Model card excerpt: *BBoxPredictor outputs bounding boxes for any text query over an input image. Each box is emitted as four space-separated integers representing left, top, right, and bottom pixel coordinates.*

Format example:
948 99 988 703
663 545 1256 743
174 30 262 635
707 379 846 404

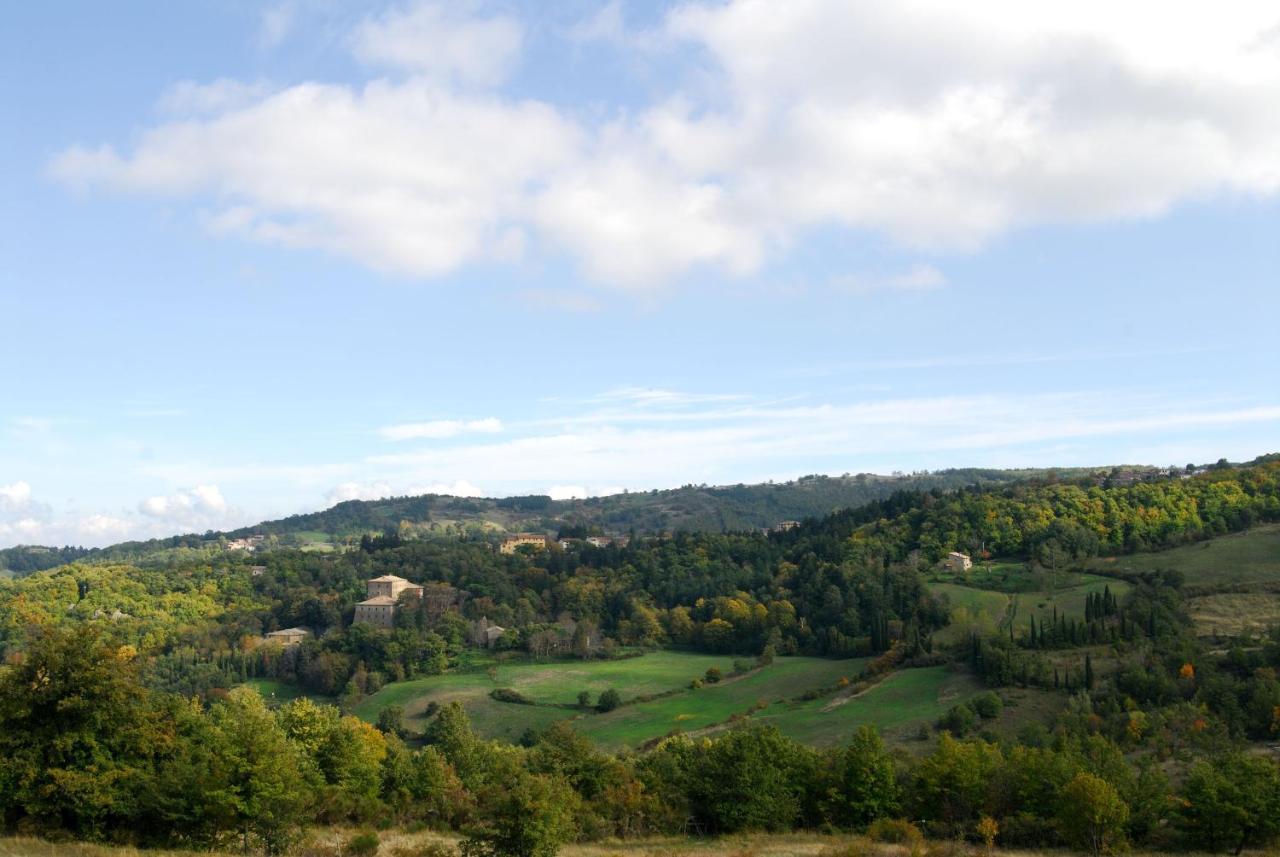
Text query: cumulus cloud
135 484 241 533
351 2 523 85
0 481 34 513
378 417 503 441
49 1 1280 289
325 478 483 505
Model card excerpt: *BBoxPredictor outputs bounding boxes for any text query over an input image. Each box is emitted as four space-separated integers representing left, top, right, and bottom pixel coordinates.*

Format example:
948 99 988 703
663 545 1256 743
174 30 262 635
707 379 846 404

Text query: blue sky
2 1 1278 546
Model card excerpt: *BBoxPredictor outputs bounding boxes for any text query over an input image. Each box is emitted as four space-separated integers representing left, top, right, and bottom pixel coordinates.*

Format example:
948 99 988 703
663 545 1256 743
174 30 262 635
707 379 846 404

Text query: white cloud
834 263 948 295
378 417 503 441
350 2 523 86
325 478 484 505
136 484 239 533
158 79 273 115
326 480 394 504
48 1 1280 289
548 485 589 500
0 480 34 512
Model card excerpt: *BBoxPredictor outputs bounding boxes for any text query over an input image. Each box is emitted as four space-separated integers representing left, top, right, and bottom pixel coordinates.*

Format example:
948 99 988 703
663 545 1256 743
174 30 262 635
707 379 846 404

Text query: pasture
752 665 984 746
574 656 868 749
1087 523 1280 589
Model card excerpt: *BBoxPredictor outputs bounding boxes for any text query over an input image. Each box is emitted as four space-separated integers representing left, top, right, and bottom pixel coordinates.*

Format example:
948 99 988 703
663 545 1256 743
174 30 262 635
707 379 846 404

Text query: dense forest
1 459 1279 854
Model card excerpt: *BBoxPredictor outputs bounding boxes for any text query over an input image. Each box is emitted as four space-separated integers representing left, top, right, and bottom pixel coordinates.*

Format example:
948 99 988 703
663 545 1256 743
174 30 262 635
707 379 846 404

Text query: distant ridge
0 463 1193 574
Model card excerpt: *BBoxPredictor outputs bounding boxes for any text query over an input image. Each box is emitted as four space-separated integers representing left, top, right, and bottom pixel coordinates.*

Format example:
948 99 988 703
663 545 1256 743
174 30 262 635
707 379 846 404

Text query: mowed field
1087 523 1280 589
928 571 1130 636
354 651 750 743
751 665 983 746
574 656 868 749
347 651 999 749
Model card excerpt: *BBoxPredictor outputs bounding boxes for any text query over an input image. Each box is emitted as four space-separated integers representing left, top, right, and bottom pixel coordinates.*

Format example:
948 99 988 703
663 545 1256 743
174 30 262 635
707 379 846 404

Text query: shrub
867 818 924 846
576 690 591 708
705 667 723 683
490 688 534 705
971 691 1003 719
732 659 753 675
596 688 622 712
939 703 977 735
689 678 704 689
345 831 380 857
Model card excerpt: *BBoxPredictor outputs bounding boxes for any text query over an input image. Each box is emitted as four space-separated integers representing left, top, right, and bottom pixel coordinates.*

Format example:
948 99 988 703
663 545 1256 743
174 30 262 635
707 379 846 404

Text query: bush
596 688 622 712
345 832 380 857
689 678 704 689
732 659 753 675
939 703 977 735
971 691 1003 719
490 688 534 705
867 818 924 846
705 667 723 683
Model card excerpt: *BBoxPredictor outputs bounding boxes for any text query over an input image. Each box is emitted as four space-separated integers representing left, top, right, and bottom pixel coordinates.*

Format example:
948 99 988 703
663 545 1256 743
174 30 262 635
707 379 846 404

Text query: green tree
822 725 899 829
1181 755 1280 854
595 688 622 713
0 626 161 837
462 771 579 857
1056 772 1128 857
207 688 311 853
688 725 816 833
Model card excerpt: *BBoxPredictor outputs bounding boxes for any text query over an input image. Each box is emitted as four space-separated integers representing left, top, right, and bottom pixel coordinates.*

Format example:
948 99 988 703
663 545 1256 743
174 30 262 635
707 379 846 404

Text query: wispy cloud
833 264 948 295
378 417 504 442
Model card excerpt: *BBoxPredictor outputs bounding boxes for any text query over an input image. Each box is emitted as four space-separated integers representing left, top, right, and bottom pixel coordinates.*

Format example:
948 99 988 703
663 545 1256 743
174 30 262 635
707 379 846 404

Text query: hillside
0 464 1158 575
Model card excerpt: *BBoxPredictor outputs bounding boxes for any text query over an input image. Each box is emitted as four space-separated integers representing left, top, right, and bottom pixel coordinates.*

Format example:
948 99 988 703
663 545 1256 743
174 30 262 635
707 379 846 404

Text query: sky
2 1 1278 547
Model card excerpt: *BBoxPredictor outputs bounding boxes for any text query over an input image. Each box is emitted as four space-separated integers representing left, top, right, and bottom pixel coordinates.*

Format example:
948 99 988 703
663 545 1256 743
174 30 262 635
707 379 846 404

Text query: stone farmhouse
265 627 309 646
943 551 973 573
499 533 548 554
354 574 424 627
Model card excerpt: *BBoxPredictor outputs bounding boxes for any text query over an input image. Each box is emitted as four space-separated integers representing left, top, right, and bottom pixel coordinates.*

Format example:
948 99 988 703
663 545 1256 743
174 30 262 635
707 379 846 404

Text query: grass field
752 665 983 746
353 652 883 748
1087 523 1280 589
575 657 868 749
1188 592 1280 637
242 678 318 705
354 651 754 743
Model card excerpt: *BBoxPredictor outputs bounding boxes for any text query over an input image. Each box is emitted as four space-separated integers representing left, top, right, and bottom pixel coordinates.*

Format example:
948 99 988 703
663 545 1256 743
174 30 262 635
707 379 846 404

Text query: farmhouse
471 616 507 648
354 574 423 627
226 535 265 552
265 627 309 646
943 551 973 573
500 533 548 554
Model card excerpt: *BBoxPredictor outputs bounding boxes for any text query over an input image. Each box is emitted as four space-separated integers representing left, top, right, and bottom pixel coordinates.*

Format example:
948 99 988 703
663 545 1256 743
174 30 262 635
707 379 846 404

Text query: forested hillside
2 466 1123 576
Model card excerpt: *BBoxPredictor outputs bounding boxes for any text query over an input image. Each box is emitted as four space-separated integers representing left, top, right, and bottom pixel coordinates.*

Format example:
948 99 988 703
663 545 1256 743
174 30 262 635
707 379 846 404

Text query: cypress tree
1084 654 1095 689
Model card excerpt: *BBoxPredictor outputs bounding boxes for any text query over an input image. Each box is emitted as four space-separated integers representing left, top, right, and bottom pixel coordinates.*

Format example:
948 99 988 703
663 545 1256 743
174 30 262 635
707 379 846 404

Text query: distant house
773 521 801 533
471 616 507 648
266 627 309 646
226 535 265 553
249 565 267 577
354 574 424 627
943 551 973 573
585 536 612 548
500 533 548 554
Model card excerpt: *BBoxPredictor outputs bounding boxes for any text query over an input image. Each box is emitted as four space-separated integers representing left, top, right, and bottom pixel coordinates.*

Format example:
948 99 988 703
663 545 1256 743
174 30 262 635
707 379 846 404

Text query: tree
1181 755 1280 854
377 705 406 738
822 725 899 829
0 625 162 837
462 771 579 857
687 725 816 833
596 688 622 713
206 688 311 854
576 690 592 709
1056 772 1129 857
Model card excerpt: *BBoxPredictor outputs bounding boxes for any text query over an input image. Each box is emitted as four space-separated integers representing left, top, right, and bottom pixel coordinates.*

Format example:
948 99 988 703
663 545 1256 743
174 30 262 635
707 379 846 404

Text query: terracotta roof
357 595 397 606
267 627 309 637
369 574 409 583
